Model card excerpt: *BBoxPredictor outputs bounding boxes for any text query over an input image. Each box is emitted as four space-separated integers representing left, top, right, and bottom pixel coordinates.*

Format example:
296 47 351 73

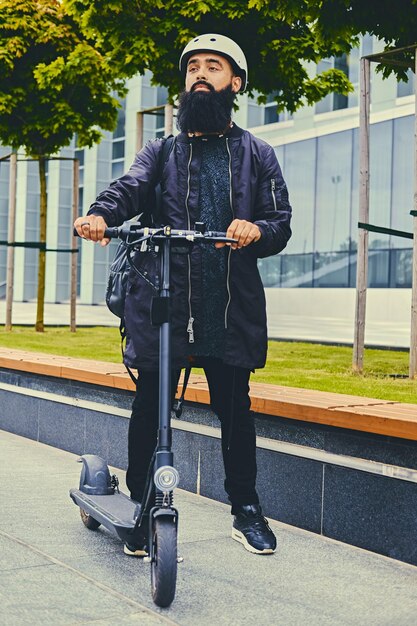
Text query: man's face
185 53 242 94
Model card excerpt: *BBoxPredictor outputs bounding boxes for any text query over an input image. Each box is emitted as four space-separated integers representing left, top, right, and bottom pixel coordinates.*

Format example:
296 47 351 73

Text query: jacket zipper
186 143 194 343
271 178 277 211
224 138 234 330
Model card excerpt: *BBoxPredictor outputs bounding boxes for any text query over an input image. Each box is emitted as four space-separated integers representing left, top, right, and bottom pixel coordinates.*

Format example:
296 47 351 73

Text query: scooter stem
158 236 172 454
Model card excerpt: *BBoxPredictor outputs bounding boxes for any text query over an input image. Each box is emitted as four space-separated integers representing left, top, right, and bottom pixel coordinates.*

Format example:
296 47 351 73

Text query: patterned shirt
192 136 233 358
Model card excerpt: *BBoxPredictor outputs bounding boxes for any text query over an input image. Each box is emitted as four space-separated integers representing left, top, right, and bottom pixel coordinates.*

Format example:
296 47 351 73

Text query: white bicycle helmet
179 33 248 92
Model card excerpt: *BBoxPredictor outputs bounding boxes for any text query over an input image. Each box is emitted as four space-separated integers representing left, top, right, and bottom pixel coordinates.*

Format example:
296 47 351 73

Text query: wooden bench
0 347 416 441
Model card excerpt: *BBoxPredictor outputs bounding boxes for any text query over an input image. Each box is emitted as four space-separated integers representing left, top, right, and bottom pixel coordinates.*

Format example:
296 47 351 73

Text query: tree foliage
0 0 126 331
0 0 125 155
65 0 417 110
317 0 417 81
65 0 357 112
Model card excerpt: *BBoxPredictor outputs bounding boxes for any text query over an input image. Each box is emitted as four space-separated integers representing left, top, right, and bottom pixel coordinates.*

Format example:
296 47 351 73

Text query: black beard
176 83 236 134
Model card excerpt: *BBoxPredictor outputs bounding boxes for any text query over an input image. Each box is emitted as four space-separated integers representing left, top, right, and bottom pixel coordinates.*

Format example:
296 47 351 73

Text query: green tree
317 0 417 80
65 0 356 112
0 0 125 331
66 0 417 108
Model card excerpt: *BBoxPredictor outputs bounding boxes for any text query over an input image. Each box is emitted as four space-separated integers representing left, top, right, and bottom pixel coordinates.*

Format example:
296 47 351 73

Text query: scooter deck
70 488 140 543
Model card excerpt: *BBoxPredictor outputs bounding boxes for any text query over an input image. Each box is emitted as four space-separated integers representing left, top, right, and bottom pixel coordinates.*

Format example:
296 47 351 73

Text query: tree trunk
35 155 47 332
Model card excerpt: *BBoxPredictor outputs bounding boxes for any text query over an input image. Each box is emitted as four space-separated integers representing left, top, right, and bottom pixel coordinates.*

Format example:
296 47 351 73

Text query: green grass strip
0 326 415 404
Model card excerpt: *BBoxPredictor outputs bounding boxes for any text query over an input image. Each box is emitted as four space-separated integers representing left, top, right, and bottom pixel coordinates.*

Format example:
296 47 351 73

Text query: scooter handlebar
103 225 237 244
74 225 237 244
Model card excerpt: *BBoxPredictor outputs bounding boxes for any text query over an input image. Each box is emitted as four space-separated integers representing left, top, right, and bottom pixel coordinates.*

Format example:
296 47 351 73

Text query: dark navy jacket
88 124 292 371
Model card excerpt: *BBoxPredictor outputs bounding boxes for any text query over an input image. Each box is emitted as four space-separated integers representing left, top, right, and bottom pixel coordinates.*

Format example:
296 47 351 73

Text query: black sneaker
232 504 277 554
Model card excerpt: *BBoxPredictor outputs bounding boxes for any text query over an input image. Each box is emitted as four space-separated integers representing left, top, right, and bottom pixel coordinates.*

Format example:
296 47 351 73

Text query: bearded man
74 34 292 556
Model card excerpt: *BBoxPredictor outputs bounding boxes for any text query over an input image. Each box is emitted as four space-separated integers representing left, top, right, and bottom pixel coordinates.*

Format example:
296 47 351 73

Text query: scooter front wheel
151 516 177 608
79 508 101 530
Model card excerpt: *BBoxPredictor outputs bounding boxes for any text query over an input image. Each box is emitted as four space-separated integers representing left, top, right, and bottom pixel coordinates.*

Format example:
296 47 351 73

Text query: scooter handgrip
73 226 120 239
104 227 120 239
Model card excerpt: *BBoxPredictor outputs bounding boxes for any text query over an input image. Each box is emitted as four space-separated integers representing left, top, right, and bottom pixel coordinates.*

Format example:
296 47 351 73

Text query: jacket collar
175 123 244 143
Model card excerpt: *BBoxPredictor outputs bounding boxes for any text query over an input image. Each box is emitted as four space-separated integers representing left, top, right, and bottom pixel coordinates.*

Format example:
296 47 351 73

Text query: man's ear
231 76 242 93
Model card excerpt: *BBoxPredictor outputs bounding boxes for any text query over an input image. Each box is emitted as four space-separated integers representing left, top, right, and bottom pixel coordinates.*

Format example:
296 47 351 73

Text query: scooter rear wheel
151 516 177 608
79 508 101 530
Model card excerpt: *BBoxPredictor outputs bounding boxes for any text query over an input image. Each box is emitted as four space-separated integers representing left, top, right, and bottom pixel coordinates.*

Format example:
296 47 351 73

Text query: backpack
105 136 191 416
105 135 175 320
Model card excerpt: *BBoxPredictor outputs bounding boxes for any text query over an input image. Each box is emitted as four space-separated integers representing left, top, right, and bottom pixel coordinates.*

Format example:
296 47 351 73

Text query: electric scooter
70 223 235 608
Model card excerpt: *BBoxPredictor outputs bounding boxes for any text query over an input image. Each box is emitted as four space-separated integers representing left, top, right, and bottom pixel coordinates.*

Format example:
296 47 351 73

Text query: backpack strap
162 134 176 164
153 135 176 224
173 365 192 418
136 135 175 227
119 319 138 384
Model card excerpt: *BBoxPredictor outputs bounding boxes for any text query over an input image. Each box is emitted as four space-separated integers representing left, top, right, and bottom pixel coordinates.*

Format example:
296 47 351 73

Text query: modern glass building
0 36 414 336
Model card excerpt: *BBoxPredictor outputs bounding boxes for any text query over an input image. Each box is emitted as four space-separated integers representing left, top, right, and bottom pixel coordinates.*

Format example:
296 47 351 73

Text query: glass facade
75 77 171 302
316 55 349 114
55 157 76 302
111 97 126 180
315 35 374 113
247 91 292 127
23 162 41 300
397 69 414 97
0 148 9 298
0 35 415 305
258 115 414 289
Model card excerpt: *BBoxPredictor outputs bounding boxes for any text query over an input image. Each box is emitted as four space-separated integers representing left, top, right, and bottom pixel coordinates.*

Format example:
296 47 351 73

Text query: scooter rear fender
78 454 114 496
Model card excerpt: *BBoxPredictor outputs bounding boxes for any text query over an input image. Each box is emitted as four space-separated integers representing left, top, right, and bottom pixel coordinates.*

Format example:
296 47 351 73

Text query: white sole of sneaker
231 528 275 555
123 544 148 557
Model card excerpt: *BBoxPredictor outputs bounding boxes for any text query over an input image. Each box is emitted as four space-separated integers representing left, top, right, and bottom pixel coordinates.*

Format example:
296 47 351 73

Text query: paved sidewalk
0 301 118 328
1 430 417 625
0 300 410 347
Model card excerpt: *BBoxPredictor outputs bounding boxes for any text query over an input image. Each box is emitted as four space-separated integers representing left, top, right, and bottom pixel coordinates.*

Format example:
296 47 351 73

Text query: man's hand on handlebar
74 215 110 246
74 221 239 246
215 219 261 250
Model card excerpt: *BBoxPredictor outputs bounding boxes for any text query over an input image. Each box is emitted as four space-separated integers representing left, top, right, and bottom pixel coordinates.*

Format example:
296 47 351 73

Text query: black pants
126 358 259 510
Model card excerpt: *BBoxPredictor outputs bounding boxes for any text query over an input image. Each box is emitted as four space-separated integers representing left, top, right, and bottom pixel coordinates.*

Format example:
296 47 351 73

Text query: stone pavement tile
0 486 125 562
173 523 417 626
2 431 417 626
64 496 417 626
89 612 173 625
0 535 50 572
0 558 167 626
175 497 232 544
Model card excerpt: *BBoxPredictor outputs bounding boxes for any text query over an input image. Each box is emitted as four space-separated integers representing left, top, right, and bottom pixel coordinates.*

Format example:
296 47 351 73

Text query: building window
74 133 85 211
247 90 292 128
111 98 126 179
113 101 125 138
155 87 169 138
315 54 349 114
315 35 373 111
263 92 292 125
257 114 414 289
73 136 85 296
247 98 264 127
397 68 415 97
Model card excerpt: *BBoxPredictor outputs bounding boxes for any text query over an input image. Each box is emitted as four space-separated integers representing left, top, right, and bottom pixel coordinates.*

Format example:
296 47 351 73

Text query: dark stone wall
1 368 417 567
